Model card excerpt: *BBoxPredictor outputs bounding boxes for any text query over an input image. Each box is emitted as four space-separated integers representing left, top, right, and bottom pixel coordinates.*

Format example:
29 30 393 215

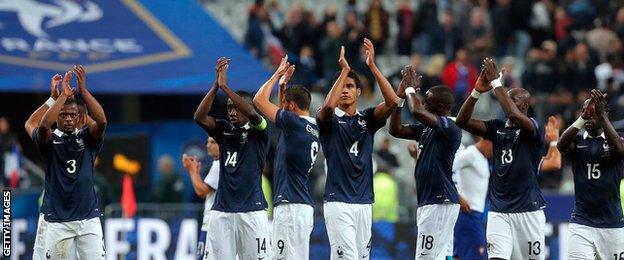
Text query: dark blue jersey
318 107 385 204
209 119 269 212
484 119 546 213
565 132 624 228
410 116 461 207
32 128 102 222
272 109 319 206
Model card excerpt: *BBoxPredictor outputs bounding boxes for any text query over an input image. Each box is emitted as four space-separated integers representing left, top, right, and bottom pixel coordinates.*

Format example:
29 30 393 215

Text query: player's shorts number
66 159 76 173
614 251 624 260
225 151 238 167
276 239 285 255
420 235 434 250
256 238 266 254
527 241 541 256
501 149 513 164
586 163 601 180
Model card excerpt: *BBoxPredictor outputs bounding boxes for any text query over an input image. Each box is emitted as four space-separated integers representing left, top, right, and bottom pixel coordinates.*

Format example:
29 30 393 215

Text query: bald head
425 85 455 115
508 88 531 114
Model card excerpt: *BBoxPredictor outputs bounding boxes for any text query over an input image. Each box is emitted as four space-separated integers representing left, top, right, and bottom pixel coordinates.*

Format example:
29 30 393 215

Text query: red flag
121 175 137 218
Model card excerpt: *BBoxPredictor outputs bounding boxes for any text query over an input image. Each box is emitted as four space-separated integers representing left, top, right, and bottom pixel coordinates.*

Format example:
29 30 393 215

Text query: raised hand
279 64 295 86
545 116 560 143
275 55 290 77
590 89 608 116
398 65 420 98
61 70 75 97
73 65 87 91
214 57 229 88
474 69 492 93
182 154 201 175
338 46 350 71
216 57 230 88
363 38 376 67
50 74 62 99
483 57 501 84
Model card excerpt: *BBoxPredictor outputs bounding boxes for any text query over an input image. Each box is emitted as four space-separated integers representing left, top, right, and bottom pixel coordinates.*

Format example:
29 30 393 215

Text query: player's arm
363 38 398 120
74 65 106 140
194 58 227 134
25 74 62 137
485 58 536 134
541 116 562 171
558 103 592 154
38 71 75 144
456 70 489 136
278 63 295 108
218 59 264 126
182 154 213 198
318 46 349 123
253 56 291 123
389 65 419 139
592 89 624 157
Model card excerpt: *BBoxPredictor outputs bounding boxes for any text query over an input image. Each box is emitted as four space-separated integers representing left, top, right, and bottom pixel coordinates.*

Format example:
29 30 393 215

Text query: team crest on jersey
240 131 248 144
0 0 190 72
357 118 366 127
514 129 521 140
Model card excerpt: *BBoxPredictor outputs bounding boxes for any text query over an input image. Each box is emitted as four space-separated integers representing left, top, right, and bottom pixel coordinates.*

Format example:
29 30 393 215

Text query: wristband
397 98 405 108
490 72 503 89
405 87 416 95
470 89 481 99
549 141 558 147
572 116 586 129
45 97 55 107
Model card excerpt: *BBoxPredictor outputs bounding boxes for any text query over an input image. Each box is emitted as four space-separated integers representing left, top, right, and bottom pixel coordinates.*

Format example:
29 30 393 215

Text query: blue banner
0 0 270 94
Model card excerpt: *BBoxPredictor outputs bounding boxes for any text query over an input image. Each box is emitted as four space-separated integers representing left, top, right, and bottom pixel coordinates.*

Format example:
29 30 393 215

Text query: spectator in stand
245 2 267 58
0 116 20 186
375 138 400 169
280 4 306 55
524 40 560 94
364 0 390 55
562 42 598 94
615 7 624 40
152 155 184 203
430 9 464 61
528 0 554 48
492 0 514 56
320 21 342 90
396 0 415 56
441 49 477 100
344 11 366 62
295 45 318 89
414 0 439 55
555 7 572 41
464 8 493 65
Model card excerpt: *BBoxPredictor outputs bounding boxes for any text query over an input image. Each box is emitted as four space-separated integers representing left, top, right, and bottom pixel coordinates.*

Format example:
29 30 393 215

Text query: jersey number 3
66 159 76 173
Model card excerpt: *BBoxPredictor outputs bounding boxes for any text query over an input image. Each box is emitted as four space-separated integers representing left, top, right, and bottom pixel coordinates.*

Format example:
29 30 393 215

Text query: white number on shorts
349 141 359 156
420 235 434 250
277 240 285 255
614 251 624 260
501 149 513 164
527 241 541 256
256 238 266 254
308 141 319 173
66 159 77 173
586 163 601 180
225 151 238 167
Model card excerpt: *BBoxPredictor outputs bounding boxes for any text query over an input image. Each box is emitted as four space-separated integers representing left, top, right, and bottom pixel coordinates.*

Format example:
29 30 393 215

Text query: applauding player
456 58 546 260
389 65 462 259
29 66 107 259
557 90 624 259
194 58 270 260
317 39 398 259
253 56 319 259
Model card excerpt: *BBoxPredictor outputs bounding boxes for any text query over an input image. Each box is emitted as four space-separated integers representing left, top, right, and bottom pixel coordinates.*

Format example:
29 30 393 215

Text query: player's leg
415 204 459 259
236 210 270 259
43 220 78 259
272 204 314 259
205 210 236 260
33 214 48 260
509 210 545 260
324 202 358 259
566 223 597 260
485 212 513 260
74 217 105 260
593 226 624 260
355 203 372 259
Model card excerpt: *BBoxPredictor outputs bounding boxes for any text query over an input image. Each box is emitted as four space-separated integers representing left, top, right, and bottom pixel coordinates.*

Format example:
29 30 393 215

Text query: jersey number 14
225 152 238 167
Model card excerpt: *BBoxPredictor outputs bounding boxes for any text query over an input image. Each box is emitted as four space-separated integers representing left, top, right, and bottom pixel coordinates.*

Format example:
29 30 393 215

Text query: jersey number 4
225 152 238 167
349 141 359 156
586 163 601 180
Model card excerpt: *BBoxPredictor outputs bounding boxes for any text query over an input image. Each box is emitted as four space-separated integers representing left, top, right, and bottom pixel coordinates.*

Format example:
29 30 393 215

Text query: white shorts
415 203 460 259
205 210 270 260
272 203 314 260
33 214 47 260
323 202 372 260
567 223 624 260
487 210 545 260
43 217 105 260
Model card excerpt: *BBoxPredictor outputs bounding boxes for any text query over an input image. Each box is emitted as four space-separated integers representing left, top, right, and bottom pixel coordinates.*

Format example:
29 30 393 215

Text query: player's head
284 85 311 113
581 98 610 135
335 71 362 108
508 88 531 115
424 85 454 115
57 97 80 133
227 91 253 127
206 136 219 159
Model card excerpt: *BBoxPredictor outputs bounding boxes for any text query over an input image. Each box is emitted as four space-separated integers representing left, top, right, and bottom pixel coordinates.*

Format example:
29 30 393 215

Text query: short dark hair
64 97 80 106
284 85 311 111
429 85 455 107
234 91 253 104
332 70 362 89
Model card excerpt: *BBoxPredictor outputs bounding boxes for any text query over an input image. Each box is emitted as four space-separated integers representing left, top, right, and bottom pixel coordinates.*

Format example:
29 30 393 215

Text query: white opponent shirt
452 145 490 213
203 160 219 223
